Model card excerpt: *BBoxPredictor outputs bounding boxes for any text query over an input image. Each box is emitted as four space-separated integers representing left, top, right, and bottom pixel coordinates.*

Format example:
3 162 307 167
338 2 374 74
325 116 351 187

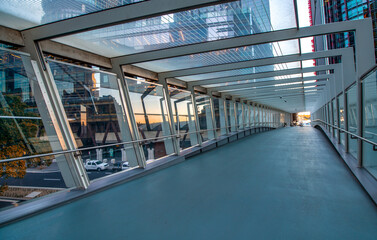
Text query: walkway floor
1 127 377 240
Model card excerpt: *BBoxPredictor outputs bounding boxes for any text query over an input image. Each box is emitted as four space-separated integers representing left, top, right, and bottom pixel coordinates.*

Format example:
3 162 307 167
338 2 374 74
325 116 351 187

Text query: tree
0 95 44 192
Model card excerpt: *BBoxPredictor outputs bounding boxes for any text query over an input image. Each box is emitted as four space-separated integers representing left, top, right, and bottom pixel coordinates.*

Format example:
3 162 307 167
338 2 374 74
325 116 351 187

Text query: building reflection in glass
126 78 174 161
49 60 137 167
0 49 56 190
169 87 197 150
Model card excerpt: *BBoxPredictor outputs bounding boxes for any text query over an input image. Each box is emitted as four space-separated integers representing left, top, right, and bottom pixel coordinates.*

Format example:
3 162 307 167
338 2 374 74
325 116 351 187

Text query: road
0 170 116 188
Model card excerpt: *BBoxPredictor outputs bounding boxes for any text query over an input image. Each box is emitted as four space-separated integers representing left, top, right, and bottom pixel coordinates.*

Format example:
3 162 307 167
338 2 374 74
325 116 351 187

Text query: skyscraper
310 0 377 62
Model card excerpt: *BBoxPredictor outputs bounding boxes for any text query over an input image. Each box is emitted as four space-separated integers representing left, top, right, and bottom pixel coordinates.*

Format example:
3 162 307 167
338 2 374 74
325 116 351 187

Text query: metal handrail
0 120 279 164
312 119 377 150
0 134 180 164
195 123 277 133
0 123 278 163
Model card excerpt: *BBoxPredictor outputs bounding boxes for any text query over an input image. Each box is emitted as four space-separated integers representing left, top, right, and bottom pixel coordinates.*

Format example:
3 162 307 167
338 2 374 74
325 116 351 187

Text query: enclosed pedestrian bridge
0 0 377 239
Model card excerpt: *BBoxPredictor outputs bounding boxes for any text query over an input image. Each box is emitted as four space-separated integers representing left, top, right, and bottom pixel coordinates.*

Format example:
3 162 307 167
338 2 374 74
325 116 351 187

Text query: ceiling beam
39 40 112 68
0 26 113 68
210 74 332 92
227 82 324 96
244 89 323 101
122 65 158 80
159 48 349 79
188 64 338 87
229 84 324 99
0 25 24 46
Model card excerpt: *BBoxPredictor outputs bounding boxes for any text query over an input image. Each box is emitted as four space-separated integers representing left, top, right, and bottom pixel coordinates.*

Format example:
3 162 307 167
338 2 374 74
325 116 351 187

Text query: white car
85 160 109 171
112 161 130 172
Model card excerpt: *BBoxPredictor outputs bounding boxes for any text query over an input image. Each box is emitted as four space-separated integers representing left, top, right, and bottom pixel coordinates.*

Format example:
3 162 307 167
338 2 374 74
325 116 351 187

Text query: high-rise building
41 0 141 24
310 0 377 62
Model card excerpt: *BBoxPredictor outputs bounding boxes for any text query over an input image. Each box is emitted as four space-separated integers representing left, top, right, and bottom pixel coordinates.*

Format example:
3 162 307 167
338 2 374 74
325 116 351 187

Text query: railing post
22 41 90 189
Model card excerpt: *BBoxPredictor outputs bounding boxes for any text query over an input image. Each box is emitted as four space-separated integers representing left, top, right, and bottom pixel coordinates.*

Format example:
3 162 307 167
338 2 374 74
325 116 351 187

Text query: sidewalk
26 162 60 174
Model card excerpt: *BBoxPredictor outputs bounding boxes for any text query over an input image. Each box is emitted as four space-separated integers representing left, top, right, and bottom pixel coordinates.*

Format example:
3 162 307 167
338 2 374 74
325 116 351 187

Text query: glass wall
195 93 215 142
169 87 197 150
244 104 250 128
126 78 176 162
333 99 338 139
236 102 243 130
363 70 377 178
250 104 255 127
226 100 236 132
328 103 332 132
323 104 327 129
213 97 227 137
0 50 53 163
263 107 268 127
0 49 67 207
49 60 137 181
347 84 358 159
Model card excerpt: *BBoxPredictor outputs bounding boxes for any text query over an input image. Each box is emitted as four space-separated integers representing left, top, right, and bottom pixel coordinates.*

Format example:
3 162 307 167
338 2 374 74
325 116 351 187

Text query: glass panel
195 94 214 142
339 93 345 146
168 87 197 149
333 99 338 139
54 0 296 57
250 105 255 127
49 60 137 181
347 84 357 159
362 70 377 178
0 0 145 30
236 102 243 129
126 78 174 162
226 100 236 132
328 103 332 132
244 104 250 128
212 98 227 137
328 102 332 133
136 39 300 72
0 49 66 210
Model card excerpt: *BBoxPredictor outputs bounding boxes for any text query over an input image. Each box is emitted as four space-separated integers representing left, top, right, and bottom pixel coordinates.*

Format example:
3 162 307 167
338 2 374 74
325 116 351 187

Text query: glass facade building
310 0 377 61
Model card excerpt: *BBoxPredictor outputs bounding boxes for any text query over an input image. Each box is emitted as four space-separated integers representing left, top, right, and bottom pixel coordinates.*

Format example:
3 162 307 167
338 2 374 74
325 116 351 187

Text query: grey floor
1 127 377 240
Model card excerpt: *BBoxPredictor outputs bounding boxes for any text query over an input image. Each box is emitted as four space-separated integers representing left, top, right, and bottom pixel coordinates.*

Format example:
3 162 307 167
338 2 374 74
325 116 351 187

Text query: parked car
85 160 109 171
112 161 130 172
